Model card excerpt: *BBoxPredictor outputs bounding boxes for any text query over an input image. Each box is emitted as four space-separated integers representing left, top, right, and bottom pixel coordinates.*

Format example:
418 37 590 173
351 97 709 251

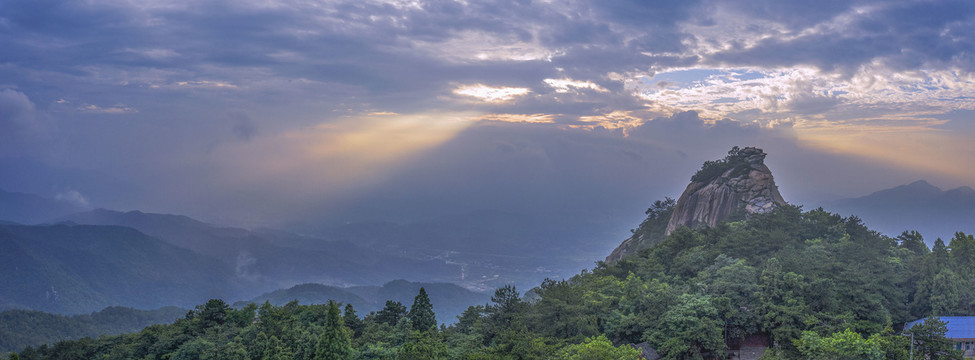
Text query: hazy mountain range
0 189 86 225
821 180 975 244
54 209 459 289
0 222 234 313
3 178 973 320
0 189 521 326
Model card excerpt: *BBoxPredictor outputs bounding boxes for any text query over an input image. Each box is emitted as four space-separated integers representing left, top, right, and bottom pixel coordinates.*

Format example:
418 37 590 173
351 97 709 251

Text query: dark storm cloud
0 0 709 117
726 0 855 30
710 0 975 74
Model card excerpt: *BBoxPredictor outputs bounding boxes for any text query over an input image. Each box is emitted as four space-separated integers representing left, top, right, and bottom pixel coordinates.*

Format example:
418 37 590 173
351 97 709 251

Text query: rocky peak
605 147 787 263
665 147 786 234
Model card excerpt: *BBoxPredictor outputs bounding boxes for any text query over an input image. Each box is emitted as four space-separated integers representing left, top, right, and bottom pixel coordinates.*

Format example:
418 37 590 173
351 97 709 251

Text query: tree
399 330 448 360
187 298 231 334
645 197 676 219
557 334 641 360
344 303 363 337
758 258 807 350
794 329 884 360
454 305 485 334
949 232 975 277
702 258 760 342
930 270 963 315
646 293 724 360
408 287 437 332
933 238 950 269
898 231 929 255
488 285 522 329
315 300 353 360
224 340 250 360
264 335 295 360
907 317 963 360
374 300 407 327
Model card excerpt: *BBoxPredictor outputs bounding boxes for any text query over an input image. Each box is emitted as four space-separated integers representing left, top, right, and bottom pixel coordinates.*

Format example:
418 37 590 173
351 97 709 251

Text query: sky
1 0 974 229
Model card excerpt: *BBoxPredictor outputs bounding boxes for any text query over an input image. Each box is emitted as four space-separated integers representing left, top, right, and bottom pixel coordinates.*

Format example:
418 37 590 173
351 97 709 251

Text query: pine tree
408 287 437 332
343 303 362 336
375 300 407 326
315 300 353 360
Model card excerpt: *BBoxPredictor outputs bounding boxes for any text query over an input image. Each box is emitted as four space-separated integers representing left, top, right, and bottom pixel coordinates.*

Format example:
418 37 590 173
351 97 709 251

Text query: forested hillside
11 205 973 359
0 306 185 354
0 223 236 314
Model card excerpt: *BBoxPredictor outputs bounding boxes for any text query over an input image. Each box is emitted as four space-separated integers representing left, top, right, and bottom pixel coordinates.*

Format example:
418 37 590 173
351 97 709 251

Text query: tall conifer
408 287 437 332
314 301 353 360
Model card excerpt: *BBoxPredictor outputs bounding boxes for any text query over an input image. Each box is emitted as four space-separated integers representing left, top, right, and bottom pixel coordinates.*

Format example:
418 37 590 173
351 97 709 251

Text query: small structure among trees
905 317 971 359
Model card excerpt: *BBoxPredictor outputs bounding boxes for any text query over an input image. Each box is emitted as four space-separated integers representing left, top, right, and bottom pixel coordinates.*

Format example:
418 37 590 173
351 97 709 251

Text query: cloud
475 113 556 124
0 89 36 136
174 81 238 89
453 84 531 103
412 30 561 63
78 104 138 114
701 1 975 75
125 48 180 60
55 189 90 208
576 111 645 132
543 78 608 93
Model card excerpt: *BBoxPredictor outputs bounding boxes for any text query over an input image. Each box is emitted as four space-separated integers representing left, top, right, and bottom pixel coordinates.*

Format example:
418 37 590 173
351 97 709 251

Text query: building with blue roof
905 317 975 357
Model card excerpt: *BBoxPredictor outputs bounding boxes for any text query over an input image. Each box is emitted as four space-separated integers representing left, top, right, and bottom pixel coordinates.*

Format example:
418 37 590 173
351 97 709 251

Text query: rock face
665 147 786 234
605 147 787 263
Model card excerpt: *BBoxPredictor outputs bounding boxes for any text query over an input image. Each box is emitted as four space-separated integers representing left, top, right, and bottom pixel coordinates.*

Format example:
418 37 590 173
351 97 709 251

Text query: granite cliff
606 147 787 262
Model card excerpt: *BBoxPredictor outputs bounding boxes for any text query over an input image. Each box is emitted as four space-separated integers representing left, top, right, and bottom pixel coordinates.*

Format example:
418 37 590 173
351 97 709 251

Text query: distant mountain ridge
0 223 236 314
235 280 491 325
823 180 975 243
55 209 461 291
0 189 86 225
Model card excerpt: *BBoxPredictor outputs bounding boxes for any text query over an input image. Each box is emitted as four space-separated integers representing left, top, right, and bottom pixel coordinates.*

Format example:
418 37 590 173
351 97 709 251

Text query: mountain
0 223 236 314
348 279 492 324
665 146 786 234
298 209 618 291
0 306 186 354
607 147 787 262
236 280 491 324
233 283 372 312
0 189 86 225
823 180 975 243
55 209 461 291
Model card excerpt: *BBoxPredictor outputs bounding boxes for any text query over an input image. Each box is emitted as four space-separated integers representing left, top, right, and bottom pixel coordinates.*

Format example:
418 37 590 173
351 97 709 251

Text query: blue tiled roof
905 317 975 339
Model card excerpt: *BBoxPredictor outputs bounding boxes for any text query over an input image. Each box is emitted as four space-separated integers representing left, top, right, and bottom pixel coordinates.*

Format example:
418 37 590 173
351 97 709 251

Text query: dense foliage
10 206 974 359
690 146 751 183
